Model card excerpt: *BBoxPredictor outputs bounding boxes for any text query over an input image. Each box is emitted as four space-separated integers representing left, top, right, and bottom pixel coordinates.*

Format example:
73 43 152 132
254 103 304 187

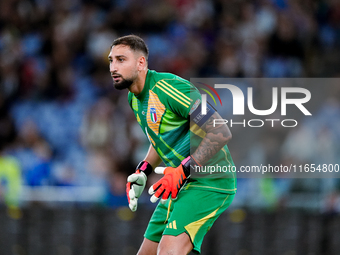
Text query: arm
143 144 162 169
148 112 232 203
192 111 232 165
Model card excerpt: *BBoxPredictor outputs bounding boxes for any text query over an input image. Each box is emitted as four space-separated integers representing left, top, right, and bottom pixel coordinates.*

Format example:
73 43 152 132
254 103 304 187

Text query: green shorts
144 188 235 254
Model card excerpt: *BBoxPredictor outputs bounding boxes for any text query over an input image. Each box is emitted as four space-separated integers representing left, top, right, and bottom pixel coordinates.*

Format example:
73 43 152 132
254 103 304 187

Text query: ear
137 56 147 71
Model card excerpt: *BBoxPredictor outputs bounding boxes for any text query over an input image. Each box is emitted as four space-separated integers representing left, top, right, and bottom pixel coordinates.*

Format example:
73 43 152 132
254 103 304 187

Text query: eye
118 58 124 62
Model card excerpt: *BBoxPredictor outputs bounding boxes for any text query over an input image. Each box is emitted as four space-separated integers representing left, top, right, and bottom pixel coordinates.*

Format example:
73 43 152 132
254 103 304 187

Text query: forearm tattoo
192 113 231 165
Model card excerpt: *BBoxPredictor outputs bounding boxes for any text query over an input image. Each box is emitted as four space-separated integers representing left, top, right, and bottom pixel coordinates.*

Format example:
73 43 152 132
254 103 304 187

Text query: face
108 45 143 90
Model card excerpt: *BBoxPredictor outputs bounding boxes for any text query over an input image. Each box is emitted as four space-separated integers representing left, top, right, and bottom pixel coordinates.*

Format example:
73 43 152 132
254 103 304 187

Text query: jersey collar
135 69 151 100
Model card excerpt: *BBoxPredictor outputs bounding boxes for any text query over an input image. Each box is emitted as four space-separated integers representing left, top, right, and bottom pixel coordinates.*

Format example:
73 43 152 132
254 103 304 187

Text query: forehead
109 44 134 57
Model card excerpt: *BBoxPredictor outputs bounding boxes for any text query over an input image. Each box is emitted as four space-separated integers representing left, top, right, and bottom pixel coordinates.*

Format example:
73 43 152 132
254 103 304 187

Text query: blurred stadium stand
1 0 340 254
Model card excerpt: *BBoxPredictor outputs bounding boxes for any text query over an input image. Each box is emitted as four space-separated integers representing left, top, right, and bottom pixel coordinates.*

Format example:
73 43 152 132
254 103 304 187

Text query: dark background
0 0 340 254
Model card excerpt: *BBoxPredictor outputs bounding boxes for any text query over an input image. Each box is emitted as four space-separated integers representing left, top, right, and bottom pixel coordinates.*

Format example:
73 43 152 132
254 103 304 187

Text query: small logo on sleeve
150 107 157 123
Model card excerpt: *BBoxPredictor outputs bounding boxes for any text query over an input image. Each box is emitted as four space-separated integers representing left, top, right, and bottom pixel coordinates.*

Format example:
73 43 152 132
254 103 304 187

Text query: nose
109 61 117 73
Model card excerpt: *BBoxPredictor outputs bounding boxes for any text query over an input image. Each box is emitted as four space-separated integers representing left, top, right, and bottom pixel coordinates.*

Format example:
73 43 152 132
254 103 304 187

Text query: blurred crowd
0 0 340 209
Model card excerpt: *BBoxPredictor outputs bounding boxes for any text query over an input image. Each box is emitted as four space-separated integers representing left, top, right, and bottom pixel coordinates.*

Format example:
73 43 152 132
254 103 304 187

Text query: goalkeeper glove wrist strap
181 156 192 177
136 161 153 176
183 155 202 177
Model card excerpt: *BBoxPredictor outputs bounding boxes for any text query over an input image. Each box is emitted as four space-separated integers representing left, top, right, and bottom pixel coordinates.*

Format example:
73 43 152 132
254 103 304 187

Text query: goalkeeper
109 35 236 255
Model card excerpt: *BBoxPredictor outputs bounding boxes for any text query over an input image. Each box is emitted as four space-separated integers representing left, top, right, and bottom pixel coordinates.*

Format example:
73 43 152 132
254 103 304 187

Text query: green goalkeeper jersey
128 70 236 194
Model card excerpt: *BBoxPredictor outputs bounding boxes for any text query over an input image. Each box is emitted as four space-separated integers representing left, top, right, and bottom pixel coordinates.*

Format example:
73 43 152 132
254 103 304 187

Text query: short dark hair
111 35 149 60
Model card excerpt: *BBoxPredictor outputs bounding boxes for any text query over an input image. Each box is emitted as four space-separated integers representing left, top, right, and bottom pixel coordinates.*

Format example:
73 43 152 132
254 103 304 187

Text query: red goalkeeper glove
148 156 191 203
126 161 153 211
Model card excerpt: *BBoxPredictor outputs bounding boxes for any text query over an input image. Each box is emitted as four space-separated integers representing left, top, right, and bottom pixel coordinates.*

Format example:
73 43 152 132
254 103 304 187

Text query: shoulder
149 70 195 104
148 71 201 117
148 70 191 89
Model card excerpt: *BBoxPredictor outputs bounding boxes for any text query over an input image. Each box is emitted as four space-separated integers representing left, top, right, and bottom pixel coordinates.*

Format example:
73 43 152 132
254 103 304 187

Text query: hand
148 156 191 203
126 161 152 212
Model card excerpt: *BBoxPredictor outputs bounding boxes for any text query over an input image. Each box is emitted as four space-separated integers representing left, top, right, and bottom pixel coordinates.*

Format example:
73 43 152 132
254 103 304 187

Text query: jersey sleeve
158 79 201 119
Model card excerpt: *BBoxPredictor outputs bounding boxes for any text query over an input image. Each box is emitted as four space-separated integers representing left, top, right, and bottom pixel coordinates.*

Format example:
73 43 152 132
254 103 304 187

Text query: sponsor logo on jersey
150 107 157 123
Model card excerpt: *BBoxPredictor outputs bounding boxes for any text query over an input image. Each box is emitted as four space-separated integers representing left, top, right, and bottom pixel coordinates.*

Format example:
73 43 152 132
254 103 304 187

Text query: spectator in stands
0 138 21 214
14 119 53 186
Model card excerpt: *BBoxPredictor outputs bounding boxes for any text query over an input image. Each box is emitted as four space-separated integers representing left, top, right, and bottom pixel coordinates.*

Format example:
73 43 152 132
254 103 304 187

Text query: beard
114 77 134 90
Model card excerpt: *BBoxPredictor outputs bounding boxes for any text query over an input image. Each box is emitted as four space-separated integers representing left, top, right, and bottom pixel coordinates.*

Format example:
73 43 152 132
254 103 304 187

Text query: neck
129 69 148 95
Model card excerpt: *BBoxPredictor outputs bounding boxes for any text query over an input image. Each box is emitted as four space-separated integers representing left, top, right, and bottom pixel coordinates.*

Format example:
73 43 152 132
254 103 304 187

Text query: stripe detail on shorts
164 200 172 223
184 195 230 241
